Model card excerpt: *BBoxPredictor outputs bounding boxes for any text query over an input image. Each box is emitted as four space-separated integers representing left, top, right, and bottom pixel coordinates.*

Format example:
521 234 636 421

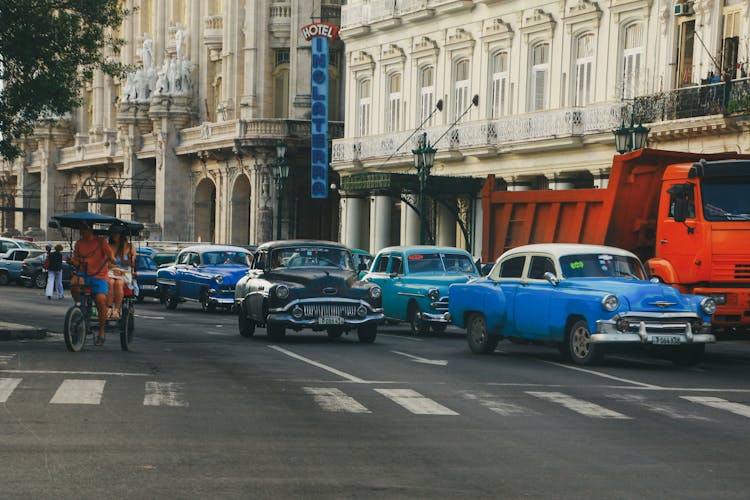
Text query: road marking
609 393 710 421
135 314 165 320
269 346 366 383
527 391 631 419
378 334 423 342
143 382 189 407
391 350 448 366
375 388 458 415
541 360 660 389
461 391 536 416
0 378 22 403
205 331 234 336
50 379 106 405
0 369 150 377
682 396 750 419
303 387 371 413
0 354 16 365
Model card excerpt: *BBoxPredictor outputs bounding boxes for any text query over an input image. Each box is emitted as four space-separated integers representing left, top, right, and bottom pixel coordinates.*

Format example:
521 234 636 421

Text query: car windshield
559 253 647 280
701 179 750 221
406 252 478 274
153 253 176 266
135 255 157 271
201 251 250 266
18 241 41 249
271 246 355 271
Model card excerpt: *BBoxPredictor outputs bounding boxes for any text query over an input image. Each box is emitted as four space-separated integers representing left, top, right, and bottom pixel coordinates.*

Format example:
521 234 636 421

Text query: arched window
418 66 435 126
622 24 643 99
574 33 595 106
386 73 402 132
530 43 550 111
356 78 372 137
490 52 509 117
453 59 471 121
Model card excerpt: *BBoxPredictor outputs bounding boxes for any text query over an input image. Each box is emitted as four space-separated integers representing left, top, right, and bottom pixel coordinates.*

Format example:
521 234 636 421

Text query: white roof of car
498 244 638 262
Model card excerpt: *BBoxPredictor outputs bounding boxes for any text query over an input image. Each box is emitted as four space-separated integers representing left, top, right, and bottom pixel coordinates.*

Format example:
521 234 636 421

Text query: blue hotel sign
302 22 338 199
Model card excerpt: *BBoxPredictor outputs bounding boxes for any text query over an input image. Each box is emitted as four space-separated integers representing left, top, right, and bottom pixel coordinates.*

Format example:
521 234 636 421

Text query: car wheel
238 307 256 338
670 344 705 367
566 319 602 365
200 291 217 313
34 272 47 289
327 327 344 339
357 324 377 343
0 272 9 286
466 313 499 354
267 323 286 341
165 294 178 310
408 303 429 335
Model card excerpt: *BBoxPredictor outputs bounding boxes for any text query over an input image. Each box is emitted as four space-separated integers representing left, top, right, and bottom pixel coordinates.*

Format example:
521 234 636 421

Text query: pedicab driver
69 221 115 346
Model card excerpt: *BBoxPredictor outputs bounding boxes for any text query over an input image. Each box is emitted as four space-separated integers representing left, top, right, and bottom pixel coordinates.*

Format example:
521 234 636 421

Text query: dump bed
481 148 749 262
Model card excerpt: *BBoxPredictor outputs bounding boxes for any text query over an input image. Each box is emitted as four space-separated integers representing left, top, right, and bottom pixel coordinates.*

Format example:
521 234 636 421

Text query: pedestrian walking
46 244 65 300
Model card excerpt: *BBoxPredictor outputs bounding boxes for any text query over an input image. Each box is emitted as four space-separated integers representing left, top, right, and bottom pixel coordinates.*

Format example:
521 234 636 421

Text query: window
453 59 471 122
675 20 695 87
622 24 643 99
528 256 557 280
419 66 435 126
574 34 594 106
253 252 268 270
721 4 742 79
386 73 402 132
530 43 550 111
374 254 390 273
356 78 371 137
499 256 526 278
391 255 403 275
490 52 509 117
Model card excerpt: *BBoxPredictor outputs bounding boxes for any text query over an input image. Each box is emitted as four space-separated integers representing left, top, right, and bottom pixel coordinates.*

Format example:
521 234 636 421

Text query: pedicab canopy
49 211 144 237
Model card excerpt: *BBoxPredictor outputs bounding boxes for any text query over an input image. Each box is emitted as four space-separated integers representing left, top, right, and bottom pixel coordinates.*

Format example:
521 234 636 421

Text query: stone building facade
0 0 345 243
332 0 750 256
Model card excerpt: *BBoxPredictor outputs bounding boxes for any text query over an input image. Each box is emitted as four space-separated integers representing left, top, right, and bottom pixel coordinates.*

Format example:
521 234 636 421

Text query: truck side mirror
667 183 693 223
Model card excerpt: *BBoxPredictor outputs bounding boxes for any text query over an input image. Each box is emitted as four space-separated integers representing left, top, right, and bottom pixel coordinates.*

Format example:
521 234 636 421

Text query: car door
513 254 556 339
383 253 406 317
365 253 395 315
495 254 527 335
172 251 192 296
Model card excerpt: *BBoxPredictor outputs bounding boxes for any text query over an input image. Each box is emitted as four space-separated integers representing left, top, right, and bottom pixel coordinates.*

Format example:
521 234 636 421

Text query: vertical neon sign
302 22 339 199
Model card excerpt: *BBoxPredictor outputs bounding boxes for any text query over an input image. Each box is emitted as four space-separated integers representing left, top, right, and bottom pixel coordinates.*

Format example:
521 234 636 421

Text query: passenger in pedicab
69 221 116 346
106 224 136 320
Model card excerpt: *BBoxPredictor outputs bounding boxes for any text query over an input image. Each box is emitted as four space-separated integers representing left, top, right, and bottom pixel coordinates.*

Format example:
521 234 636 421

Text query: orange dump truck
481 148 750 332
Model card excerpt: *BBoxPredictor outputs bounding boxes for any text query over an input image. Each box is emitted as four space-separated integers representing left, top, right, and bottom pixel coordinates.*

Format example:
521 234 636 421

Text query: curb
0 323 48 341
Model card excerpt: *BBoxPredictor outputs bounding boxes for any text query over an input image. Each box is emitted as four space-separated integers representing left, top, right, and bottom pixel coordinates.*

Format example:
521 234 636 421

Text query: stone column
341 195 365 249
369 194 391 253
436 202 456 248
33 122 71 238
400 194 420 246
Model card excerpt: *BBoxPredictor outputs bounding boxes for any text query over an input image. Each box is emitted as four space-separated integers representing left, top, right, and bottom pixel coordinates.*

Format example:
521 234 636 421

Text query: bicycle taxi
49 212 143 351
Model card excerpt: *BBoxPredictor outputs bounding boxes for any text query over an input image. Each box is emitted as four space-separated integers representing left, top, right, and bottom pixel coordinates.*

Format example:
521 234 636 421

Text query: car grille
302 303 358 318
618 314 699 334
432 297 449 312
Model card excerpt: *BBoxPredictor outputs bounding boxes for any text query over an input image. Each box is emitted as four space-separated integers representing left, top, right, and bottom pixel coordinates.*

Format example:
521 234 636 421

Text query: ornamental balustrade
341 0 466 27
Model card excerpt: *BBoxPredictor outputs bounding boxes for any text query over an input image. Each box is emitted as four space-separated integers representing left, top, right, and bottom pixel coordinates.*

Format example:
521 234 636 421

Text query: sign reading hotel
302 22 339 199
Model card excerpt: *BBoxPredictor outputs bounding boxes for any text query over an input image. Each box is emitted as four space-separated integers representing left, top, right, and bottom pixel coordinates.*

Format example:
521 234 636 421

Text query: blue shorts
76 274 109 296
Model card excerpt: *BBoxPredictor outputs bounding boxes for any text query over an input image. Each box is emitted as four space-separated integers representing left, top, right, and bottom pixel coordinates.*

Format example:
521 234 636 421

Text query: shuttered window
357 78 371 137
419 66 435 126
530 43 549 111
453 59 471 122
490 52 509 117
622 24 643 99
574 34 594 106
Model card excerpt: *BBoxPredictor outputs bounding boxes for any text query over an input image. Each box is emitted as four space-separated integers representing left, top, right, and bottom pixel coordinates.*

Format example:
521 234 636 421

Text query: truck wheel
35 272 47 289
408 303 429 335
357 324 377 343
566 319 601 365
267 323 286 341
466 313 500 354
670 344 705 367
238 307 256 337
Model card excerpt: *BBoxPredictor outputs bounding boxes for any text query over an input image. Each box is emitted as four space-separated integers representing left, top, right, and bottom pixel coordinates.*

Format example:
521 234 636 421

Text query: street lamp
411 132 437 245
270 140 289 240
613 113 650 154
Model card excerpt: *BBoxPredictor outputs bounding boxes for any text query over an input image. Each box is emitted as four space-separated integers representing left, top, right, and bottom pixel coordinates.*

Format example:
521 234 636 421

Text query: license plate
141 284 156 290
318 316 344 325
652 335 682 345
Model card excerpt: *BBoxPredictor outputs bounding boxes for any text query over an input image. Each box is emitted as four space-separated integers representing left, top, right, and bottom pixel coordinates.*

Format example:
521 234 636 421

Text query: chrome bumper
266 312 385 327
266 298 384 328
207 295 235 305
418 311 452 324
594 318 715 345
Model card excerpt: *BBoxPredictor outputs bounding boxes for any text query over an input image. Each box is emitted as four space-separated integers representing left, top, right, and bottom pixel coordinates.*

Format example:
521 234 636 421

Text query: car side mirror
389 272 399 278
544 272 559 287
650 277 660 284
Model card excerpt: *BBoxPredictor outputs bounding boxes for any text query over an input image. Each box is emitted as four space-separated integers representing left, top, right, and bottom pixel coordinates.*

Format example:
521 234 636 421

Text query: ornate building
332 0 750 256
0 0 345 243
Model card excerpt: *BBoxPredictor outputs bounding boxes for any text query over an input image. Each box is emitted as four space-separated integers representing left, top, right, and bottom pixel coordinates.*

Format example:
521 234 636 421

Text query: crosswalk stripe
143 382 189 407
0 378 22 403
461 391 536 416
682 396 750 419
527 391 630 419
50 379 106 405
609 394 710 421
375 388 458 416
304 387 371 413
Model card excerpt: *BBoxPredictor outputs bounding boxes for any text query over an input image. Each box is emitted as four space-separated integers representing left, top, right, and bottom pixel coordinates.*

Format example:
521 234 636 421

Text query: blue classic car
157 245 252 312
449 244 716 366
134 253 159 301
363 246 479 334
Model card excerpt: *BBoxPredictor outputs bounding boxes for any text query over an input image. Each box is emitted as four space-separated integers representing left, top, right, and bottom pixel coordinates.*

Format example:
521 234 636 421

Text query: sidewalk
0 321 47 341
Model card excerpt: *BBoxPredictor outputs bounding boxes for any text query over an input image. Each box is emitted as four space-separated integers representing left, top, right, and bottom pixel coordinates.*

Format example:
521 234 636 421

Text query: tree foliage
0 0 129 160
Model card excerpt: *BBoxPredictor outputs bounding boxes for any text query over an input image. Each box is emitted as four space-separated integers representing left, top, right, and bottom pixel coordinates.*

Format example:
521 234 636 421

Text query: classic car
0 237 41 256
351 248 373 279
19 251 74 289
234 240 384 342
0 248 46 285
134 253 159 301
363 246 479 334
157 244 252 312
449 244 716 366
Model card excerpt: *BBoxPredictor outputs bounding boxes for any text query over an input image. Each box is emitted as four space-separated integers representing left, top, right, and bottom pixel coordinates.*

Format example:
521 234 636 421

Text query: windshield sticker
408 254 424 260
569 261 584 270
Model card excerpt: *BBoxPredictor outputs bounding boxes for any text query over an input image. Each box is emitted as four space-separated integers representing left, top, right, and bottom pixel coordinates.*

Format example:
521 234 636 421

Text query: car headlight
213 275 224 284
700 297 717 315
369 286 381 299
275 284 289 300
427 288 440 301
601 294 619 312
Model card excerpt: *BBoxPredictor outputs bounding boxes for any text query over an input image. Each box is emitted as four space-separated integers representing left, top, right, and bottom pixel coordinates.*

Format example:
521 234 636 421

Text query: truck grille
713 257 750 281
302 303 357 318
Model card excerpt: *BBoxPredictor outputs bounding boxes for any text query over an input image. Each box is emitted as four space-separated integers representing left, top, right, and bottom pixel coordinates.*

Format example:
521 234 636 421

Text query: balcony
203 15 223 50
269 1 292 45
340 0 471 34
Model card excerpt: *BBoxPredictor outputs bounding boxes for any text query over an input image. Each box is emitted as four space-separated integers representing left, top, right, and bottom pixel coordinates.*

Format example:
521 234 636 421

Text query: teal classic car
449 244 716 366
363 246 479 334
0 248 46 285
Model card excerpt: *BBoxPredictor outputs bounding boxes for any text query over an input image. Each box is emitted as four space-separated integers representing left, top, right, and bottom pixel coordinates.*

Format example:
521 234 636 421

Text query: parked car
449 244 716 366
157 245 252 312
153 251 178 267
0 248 46 285
363 246 479 334
134 253 159 301
234 240 384 342
0 237 41 257
19 251 74 289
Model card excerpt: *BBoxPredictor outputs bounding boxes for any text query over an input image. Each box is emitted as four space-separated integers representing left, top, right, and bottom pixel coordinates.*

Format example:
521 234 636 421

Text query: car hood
269 268 361 291
200 266 250 285
564 278 697 312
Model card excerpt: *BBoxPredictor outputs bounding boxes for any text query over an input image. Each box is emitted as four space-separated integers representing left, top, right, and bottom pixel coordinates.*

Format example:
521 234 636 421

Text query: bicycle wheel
64 307 88 352
120 302 135 351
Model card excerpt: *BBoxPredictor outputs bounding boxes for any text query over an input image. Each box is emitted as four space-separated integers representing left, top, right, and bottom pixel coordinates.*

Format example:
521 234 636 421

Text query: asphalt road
1 285 750 499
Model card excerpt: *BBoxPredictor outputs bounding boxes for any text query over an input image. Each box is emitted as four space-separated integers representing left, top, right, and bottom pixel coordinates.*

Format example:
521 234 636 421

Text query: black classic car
18 251 74 288
234 240 384 342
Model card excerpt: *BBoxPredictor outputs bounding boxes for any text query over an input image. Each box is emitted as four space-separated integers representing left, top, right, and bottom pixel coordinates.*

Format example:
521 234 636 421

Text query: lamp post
411 132 437 245
270 140 288 240
613 112 650 154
